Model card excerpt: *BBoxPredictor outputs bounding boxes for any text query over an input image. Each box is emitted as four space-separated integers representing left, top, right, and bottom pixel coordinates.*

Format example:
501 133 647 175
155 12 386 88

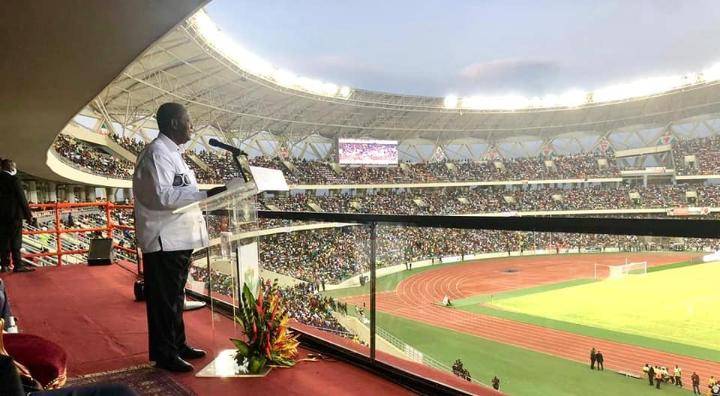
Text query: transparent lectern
174 180 260 315
173 180 264 377
173 163 290 377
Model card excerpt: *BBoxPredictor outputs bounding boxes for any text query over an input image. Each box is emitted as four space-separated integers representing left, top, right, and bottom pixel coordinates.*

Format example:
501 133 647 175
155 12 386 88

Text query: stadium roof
0 0 206 181
93 10 720 144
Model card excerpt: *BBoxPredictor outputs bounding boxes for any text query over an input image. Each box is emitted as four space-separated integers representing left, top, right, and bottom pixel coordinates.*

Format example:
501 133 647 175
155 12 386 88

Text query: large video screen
338 138 399 165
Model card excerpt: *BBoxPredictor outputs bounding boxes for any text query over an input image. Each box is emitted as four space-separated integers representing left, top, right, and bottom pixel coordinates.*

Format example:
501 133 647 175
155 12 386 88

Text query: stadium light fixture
339 86 352 98
443 95 458 109
191 10 351 100
702 62 720 82
455 67 720 111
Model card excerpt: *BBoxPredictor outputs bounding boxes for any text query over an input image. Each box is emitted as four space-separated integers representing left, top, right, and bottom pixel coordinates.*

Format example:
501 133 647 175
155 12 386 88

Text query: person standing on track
691 371 700 394
595 350 604 371
491 376 500 391
590 347 596 370
674 365 682 387
647 365 655 386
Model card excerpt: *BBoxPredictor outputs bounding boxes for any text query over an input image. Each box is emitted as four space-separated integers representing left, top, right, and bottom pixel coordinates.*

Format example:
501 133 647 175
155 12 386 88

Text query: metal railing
376 327 484 386
22 201 138 267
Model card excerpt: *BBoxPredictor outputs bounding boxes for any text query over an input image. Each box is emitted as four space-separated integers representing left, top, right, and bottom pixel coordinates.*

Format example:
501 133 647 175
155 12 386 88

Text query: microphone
208 138 246 157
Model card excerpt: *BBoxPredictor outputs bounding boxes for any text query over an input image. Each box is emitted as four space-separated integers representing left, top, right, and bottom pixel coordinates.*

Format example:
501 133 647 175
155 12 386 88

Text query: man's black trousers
142 249 192 362
0 222 22 270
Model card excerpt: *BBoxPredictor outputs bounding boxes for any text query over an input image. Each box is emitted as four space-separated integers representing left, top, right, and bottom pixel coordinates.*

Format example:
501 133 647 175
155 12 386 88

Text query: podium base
196 349 272 378
183 299 206 311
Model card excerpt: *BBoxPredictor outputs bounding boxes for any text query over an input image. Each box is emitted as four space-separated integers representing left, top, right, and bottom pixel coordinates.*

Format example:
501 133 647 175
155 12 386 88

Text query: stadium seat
1 324 68 389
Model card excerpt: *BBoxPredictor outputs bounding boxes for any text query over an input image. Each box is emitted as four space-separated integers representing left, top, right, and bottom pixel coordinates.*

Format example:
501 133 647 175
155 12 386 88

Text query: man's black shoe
155 356 194 373
180 346 206 360
13 266 35 273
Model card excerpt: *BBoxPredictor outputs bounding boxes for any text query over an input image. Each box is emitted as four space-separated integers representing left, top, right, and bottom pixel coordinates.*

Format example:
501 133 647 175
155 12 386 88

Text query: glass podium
174 180 261 377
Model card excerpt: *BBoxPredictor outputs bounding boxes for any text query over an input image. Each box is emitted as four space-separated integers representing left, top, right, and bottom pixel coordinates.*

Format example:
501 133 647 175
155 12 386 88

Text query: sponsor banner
702 251 720 262
645 166 667 173
497 211 520 217
666 207 710 216
441 255 462 264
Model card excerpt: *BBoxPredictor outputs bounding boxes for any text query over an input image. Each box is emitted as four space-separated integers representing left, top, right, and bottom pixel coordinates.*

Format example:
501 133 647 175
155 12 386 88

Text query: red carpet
2 265 416 395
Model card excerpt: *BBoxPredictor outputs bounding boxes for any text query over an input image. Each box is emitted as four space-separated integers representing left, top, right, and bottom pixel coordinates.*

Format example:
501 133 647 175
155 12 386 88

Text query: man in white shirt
133 103 223 372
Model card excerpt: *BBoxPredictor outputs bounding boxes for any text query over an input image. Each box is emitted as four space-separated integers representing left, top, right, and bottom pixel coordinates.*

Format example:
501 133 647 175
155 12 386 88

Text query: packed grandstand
25 131 720 324
52 132 720 184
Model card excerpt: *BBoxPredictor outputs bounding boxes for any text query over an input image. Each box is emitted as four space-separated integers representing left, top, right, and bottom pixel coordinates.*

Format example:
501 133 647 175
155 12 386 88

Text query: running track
344 252 720 388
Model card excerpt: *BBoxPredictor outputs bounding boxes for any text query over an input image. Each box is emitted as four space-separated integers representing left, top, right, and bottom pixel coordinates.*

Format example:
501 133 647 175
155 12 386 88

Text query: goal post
594 261 647 280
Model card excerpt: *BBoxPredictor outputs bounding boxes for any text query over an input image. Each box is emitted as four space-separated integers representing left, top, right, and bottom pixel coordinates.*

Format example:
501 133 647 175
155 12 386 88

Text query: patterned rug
66 365 196 396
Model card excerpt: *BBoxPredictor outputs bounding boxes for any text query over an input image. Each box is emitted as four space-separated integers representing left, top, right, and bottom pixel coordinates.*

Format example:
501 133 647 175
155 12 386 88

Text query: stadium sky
206 0 720 97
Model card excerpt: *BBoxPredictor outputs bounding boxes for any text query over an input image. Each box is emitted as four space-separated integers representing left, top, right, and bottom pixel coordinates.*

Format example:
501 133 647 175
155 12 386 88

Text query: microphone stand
231 153 252 184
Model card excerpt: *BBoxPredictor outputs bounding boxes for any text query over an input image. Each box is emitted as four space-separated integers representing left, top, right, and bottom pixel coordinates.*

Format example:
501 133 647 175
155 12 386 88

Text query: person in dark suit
595 350 604 370
648 364 655 386
0 159 34 273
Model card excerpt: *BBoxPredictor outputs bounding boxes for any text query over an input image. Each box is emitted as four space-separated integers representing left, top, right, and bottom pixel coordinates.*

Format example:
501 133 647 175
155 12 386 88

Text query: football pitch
492 261 720 351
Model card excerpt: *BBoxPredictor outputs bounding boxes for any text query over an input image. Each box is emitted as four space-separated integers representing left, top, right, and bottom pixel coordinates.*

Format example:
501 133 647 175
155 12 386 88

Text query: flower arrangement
231 280 300 375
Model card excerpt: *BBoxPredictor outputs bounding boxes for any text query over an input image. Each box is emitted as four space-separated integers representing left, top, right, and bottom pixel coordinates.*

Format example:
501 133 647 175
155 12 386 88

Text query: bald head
156 102 193 145
1 159 15 172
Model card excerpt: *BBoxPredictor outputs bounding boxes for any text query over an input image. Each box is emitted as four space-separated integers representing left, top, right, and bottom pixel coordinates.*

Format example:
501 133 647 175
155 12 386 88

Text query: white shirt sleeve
136 150 207 211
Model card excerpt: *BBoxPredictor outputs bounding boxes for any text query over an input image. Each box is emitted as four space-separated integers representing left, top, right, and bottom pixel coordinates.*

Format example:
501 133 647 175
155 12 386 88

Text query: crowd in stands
187 266 352 337
109 133 144 155
53 135 133 178
255 224 704 284
56 133 720 185
263 184 720 215
673 135 720 176
260 227 369 284
284 153 618 185
276 283 349 336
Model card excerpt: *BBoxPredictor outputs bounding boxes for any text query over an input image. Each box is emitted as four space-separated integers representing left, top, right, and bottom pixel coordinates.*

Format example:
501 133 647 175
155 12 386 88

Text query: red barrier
22 201 139 267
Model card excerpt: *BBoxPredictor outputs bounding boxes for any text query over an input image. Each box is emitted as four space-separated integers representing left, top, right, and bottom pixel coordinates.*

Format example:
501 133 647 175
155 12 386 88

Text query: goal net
594 261 647 280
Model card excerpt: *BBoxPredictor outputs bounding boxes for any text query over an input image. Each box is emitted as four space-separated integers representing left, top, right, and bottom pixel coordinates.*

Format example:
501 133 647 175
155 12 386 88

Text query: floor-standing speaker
87 238 114 265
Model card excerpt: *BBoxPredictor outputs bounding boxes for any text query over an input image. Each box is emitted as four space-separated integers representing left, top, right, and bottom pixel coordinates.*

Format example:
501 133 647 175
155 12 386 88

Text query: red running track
345 252 720 388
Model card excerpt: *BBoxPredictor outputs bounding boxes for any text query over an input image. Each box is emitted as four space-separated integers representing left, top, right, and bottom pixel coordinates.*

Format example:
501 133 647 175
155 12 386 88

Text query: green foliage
377 312 692 396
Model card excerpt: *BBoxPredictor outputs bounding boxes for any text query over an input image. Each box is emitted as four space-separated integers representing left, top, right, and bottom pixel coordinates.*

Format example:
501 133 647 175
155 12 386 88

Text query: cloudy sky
206 0 720 97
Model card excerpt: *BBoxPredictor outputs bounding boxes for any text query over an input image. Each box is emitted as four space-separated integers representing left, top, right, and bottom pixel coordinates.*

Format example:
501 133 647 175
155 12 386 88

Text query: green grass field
378 312 692 396
492 262 720 351
325 255 709 394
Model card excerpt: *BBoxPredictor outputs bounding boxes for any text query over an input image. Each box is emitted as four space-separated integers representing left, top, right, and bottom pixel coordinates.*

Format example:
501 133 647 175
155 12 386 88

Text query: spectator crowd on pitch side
589 348 719 394
641 362 720 394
